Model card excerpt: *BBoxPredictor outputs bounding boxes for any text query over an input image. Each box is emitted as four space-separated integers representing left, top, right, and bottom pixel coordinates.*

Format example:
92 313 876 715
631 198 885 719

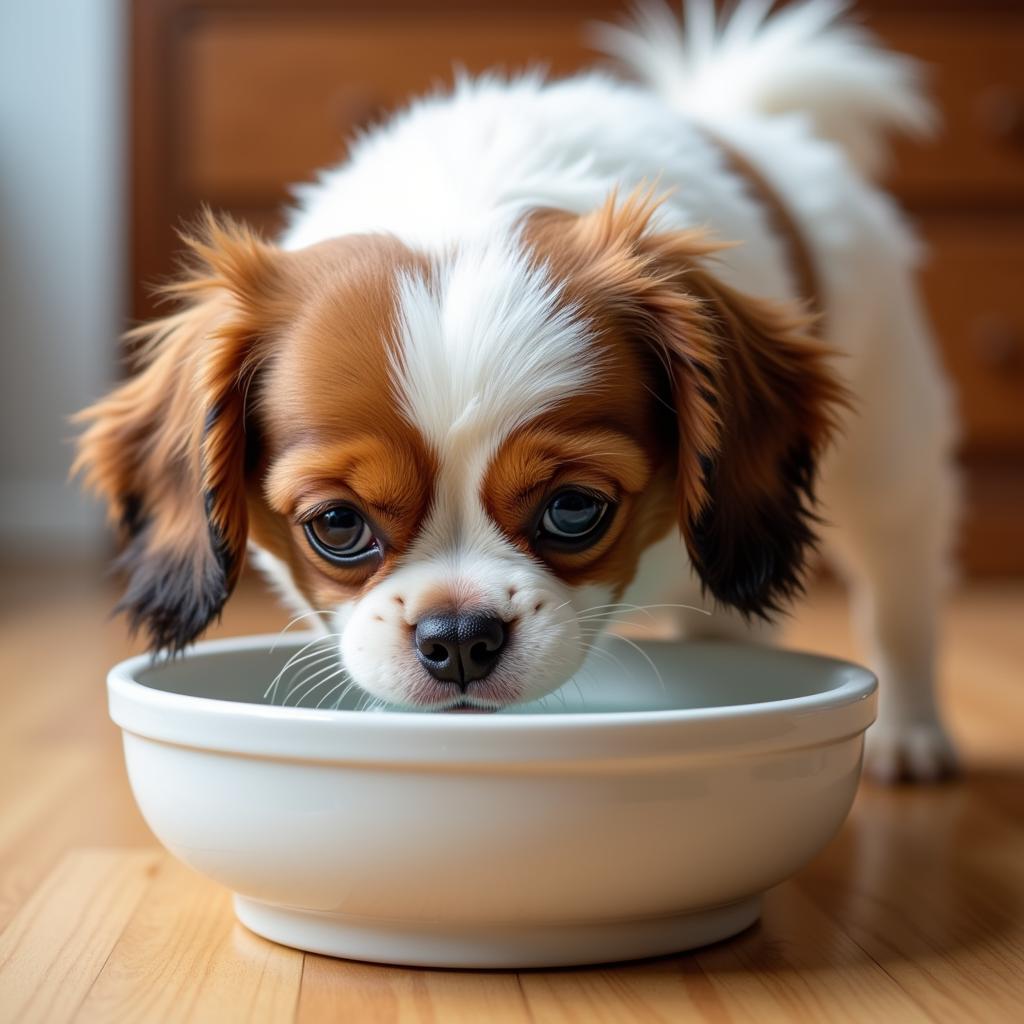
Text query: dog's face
76 195 843 710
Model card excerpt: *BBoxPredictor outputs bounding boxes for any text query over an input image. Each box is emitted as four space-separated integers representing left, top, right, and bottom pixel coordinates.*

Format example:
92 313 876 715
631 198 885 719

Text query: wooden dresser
131 0 1024 574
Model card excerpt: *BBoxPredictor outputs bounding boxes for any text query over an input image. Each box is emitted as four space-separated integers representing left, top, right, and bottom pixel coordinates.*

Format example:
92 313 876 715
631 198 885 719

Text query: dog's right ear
73 213 283 653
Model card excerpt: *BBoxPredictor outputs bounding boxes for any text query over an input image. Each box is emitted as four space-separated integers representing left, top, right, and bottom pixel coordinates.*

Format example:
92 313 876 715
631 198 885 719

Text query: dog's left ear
651 246 848 618
73 212 284 652
527 192 848 618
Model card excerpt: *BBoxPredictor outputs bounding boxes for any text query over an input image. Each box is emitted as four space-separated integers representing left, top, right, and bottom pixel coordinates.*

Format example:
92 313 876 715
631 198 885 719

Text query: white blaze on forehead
336 229 606 704
392 228 596 457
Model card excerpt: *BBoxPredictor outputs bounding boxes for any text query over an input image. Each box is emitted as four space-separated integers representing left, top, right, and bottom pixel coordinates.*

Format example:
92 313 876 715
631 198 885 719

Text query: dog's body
77 1 958 780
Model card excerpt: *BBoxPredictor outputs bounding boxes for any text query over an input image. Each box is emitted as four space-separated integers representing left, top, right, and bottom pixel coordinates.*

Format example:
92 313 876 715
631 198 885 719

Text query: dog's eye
539 489 609 546
304 506 377 563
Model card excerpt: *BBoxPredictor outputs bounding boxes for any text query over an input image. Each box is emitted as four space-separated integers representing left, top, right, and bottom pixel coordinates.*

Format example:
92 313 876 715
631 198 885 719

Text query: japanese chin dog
76 0 958 781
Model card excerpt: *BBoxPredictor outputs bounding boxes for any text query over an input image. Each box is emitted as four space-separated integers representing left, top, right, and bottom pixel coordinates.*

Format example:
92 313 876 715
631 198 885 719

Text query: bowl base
233 894 762 968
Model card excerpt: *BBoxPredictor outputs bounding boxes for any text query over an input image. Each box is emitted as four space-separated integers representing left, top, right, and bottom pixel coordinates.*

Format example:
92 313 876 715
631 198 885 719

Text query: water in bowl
134 635 850 716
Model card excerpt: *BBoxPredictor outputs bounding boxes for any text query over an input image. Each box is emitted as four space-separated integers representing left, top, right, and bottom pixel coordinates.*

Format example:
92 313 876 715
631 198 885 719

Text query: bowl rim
108 633 877 767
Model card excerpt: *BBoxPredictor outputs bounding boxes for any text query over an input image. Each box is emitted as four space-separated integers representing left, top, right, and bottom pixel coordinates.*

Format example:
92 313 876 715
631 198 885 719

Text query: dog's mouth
429 693 505 713
401 675 519 713
445 703 500 714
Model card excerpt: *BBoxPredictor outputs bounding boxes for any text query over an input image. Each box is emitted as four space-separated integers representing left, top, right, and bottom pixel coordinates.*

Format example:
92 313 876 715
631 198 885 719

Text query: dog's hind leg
819 274 960 783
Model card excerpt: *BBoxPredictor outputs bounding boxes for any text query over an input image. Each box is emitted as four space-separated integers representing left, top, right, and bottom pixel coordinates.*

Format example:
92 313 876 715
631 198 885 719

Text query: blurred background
2 0 1023 576
3 8 1022 1010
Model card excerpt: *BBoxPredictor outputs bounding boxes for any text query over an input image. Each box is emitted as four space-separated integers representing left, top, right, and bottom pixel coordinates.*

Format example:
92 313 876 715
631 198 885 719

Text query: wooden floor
0 562 1022 1023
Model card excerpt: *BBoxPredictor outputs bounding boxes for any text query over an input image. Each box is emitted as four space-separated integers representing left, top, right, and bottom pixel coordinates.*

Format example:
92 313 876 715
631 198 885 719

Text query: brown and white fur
75 1 958 781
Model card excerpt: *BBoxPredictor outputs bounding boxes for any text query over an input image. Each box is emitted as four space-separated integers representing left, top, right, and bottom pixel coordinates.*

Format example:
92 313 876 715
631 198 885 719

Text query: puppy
76 0 958 781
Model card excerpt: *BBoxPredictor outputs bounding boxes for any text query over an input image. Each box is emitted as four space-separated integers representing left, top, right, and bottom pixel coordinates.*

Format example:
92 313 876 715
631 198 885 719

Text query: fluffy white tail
592 0 935 178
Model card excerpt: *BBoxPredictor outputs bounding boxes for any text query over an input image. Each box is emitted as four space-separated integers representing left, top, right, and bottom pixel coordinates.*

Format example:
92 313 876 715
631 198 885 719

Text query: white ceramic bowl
108 633 875 968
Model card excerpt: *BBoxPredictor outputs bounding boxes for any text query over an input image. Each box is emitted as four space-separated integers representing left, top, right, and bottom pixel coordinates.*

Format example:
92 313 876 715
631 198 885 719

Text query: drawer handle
978 87 1024 147
974 316 1023 373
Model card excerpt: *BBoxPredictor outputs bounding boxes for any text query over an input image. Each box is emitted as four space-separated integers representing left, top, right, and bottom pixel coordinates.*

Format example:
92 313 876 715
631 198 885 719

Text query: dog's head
76 196 844 709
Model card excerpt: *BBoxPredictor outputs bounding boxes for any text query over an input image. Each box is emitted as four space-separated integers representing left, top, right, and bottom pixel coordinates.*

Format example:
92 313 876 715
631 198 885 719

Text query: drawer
179 12 610 200
873 14 1024 204
182 10 1024 206
917 216 1024 454
182 9 1024 206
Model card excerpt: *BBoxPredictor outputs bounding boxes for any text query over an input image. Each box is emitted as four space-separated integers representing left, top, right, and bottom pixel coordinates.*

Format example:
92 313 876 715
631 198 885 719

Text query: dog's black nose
414 612 507 689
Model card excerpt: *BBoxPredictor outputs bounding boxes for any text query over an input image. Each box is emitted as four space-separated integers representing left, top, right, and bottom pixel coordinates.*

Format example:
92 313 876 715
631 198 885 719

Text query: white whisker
270 609 334 652
608 632 666 694
578 618 662 635
575 601 712 621
316 675 355 710
284 659 344 706
270 635 333 681
264 635 338 702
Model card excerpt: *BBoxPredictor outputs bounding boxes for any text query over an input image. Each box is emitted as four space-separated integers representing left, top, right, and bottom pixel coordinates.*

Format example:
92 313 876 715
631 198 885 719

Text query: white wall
0 0 124 555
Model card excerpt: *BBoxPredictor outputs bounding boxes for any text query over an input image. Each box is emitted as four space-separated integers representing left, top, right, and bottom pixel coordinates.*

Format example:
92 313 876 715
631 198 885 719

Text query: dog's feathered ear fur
527 190 848 618
73 212 282 652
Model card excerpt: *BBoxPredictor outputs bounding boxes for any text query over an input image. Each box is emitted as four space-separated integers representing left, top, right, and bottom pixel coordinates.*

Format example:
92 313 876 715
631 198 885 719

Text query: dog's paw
864 721 959 784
